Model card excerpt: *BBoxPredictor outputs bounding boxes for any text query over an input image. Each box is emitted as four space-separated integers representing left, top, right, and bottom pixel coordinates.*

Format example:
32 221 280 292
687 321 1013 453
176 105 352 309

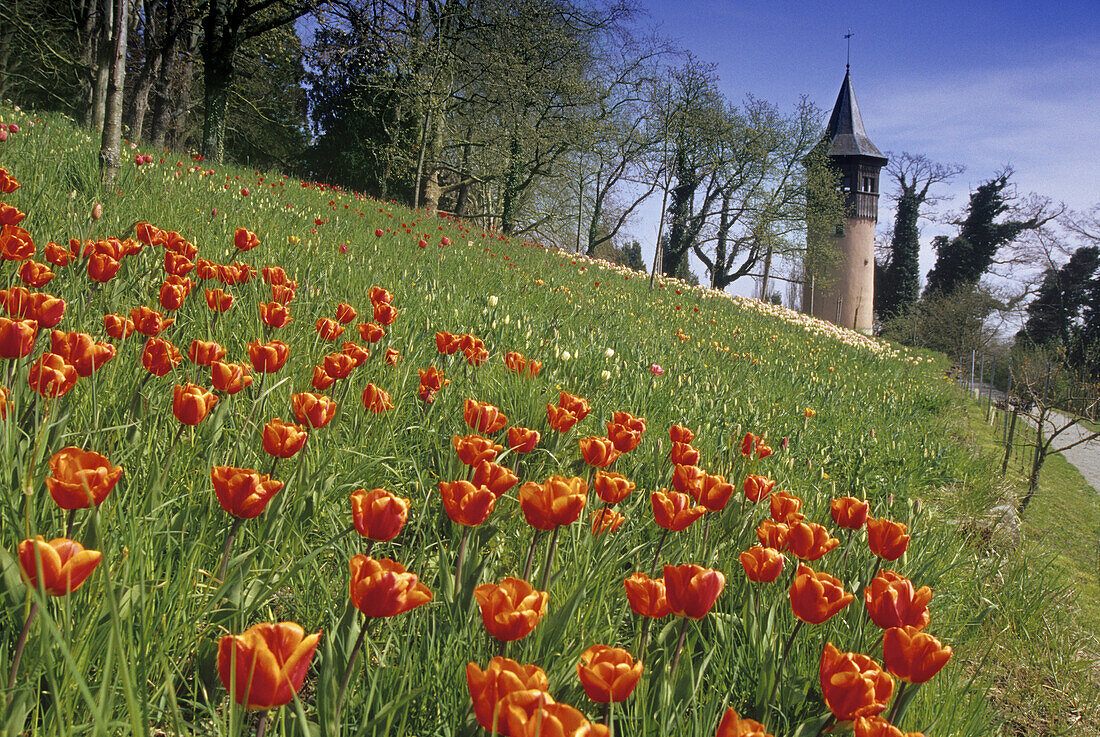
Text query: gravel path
962 381 1100 492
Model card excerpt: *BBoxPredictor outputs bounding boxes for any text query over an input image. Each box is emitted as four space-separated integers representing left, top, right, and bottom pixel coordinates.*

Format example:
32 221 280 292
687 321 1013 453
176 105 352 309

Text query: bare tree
99 0 129 184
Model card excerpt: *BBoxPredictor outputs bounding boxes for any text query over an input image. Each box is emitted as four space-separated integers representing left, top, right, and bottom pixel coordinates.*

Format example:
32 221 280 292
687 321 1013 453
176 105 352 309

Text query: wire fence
957 349 1040 479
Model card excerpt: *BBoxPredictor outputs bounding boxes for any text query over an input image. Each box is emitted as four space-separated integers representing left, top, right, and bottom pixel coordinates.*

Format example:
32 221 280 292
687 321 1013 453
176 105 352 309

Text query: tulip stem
764 619 804 727
838 529 856 571
335 621 369 728
5 602 37 699
669 617 690 675
636 617 651 657
521 530 542 581
254 710 269 737
603 702 611 730
65 509 76 539
887 681 908 724
540 527 561 592
267 457 279 478
239 373 267 452
216 517 245 584
454 526 471 599
649 529 669 577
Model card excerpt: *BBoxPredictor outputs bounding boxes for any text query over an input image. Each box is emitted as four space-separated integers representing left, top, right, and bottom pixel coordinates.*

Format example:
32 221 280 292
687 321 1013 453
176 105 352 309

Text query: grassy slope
0 106 1096 736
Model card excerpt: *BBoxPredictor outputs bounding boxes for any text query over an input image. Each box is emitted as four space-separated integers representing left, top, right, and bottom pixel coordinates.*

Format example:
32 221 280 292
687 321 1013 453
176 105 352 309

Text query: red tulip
217 622 321 710
18 537 102 596
663 564 725 619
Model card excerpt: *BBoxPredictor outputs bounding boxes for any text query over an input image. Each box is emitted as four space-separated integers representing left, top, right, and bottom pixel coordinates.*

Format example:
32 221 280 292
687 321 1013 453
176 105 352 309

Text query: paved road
964 381 1100 492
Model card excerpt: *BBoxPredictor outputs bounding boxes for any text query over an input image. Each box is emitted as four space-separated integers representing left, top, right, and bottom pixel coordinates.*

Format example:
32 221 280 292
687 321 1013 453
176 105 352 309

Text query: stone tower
804 68 887 333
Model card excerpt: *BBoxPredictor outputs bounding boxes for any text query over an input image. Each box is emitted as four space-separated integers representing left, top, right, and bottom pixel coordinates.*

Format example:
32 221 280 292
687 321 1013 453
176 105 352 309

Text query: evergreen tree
877 153 963 321
924 171 1049 297
1017 245 1100 348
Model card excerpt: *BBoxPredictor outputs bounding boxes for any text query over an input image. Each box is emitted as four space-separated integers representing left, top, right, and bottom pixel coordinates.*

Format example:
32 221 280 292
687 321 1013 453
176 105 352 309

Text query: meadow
0 104 1095 737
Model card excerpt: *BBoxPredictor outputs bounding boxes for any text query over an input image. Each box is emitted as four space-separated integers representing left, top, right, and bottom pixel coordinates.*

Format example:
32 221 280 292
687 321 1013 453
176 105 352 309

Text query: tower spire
845 29 852 72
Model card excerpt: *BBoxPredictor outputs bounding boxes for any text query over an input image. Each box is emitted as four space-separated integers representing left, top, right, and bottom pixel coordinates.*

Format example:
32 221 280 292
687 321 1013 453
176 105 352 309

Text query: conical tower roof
825 69 887 164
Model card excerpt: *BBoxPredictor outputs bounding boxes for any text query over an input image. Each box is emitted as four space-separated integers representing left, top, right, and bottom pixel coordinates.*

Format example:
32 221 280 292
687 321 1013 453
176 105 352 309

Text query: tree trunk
455 136 474 218
1018 409 1048 515
100 0 129 184
500 136 523 235
78 0 100 127
149 0 185 149
0 20 15 100
90 0 115 135
168 24 199 149
127 1 162 143
200 0 237 162
760 246 774 301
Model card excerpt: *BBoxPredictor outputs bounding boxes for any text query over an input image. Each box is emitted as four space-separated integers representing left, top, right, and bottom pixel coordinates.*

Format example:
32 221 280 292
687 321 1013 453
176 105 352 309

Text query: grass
0 104 1098 736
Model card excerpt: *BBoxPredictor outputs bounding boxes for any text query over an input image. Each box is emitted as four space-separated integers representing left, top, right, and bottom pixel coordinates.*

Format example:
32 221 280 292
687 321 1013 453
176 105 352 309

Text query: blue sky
630 0 1100 294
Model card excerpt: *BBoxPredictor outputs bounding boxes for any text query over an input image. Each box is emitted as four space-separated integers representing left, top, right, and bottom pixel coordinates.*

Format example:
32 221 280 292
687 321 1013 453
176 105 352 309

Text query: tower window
862 176 876 193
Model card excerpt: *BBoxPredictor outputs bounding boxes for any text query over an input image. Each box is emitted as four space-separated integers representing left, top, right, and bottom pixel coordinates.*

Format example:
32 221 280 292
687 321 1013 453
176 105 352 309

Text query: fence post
969 350 976 396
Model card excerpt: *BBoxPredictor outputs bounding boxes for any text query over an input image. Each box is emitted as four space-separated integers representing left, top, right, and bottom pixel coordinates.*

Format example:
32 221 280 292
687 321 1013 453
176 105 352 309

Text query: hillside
0 105 1096 737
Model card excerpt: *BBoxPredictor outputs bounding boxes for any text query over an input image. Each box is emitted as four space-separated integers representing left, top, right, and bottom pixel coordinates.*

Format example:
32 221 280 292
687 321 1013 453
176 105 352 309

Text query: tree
875 152 964 321
923 170 1053 298
98 0 129 184
1016 245 1100 349
201 0 322 162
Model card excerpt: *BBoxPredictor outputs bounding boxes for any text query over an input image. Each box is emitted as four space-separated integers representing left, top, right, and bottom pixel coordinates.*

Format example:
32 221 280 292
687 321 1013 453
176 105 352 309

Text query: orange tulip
19 260 54 287
217 622 321 711
233 227 260 251
577 645 642 703
18 537 102 596
262 266 286 285
0 223 34 261
623 572 671 618
669 442 700 466
211 362 253 395
651 489 706 532
819 642 894 721
0 168 19 194
262 418 308 459
373 301 398 325
203 288 233 312
523 360 542 377
27 292 65 328
741 432 773 460
669 424 695 444
270 283 295 304
518 476 587 531
864 571 932 631
163 251 194 277
349 555 433 617
472 460 519 497
323 351 357 380
610 410 645 434
474 577 548 641
342 341 370 366
605 422 642 454
558 391 591 420
508 702 606 737
853 716 925 737
663 564 725 619
546 404 579 433
384 348 401 365
0 316 38 358
831 496 870 530
333 302 357 323
350 488 409 542
453 434 503 466
292 392 337 428
130 305 174 337
769 491 805 524
104 313 135 340
695 472 734 512
211 466 284 519
158 279 189 311
466 657 549 735
593 470 633 504
715 709 774 737
756 519 791 551
247 339 290 373
86 252 121 282
311 366 335 391
591 508 625 536
743 474 775 503
28 352 78 397
359 322 386 343
44 447 124 509
172 383 218 425
789 564 853 624
866 518 910 561
508 426 541 453
140 337 181 377
188 339 226 367
259 301 293 328
362 383 395 413
0 286 32 318
45 241 76 267
671 464 705 496
439 480 497 526
0 386 10 419
504 351 527 374
786 521 840 561
882 625 953 684
315 317 345 341
739 545 785 583
465 398 508 433
435 330 460 354
579 436 621 468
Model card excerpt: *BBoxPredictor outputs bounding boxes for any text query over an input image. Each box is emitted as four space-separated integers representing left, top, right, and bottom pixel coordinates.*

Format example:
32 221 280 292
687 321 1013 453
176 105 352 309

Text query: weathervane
844 29 853 71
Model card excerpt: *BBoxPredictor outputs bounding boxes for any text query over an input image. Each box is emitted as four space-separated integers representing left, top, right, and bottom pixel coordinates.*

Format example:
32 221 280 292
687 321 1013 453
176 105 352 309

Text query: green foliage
1 105 1097 736
878 193 921 321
